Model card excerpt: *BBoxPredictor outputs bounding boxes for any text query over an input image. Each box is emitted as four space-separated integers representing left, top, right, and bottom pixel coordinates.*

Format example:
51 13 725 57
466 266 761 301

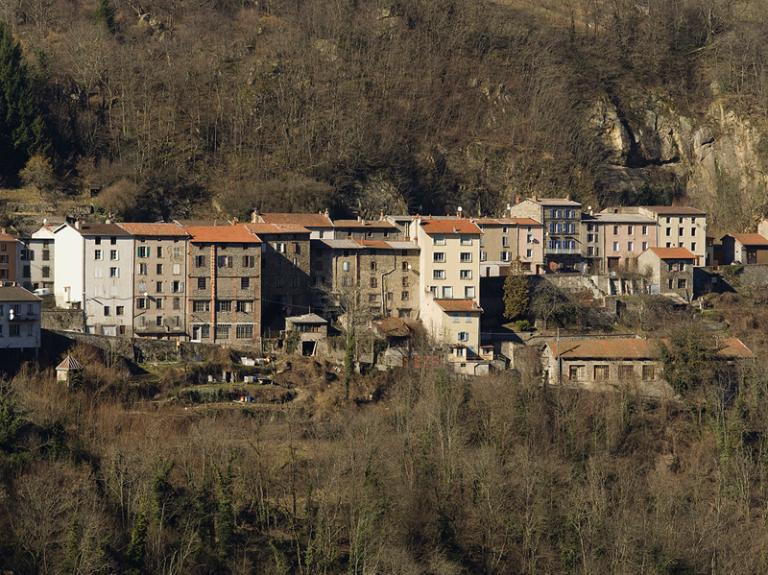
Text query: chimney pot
74 220 81 230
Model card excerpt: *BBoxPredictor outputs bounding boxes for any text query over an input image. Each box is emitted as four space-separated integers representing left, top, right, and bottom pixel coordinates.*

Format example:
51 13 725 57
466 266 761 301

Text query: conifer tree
0 23 48 184
503 262 529 321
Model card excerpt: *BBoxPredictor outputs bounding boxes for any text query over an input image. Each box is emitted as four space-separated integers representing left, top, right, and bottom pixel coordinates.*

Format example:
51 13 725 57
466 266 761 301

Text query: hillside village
0 196 763 397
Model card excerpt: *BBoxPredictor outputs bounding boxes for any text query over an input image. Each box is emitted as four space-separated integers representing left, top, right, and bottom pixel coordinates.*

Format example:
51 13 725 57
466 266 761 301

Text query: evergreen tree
0 23 48 184
503 264 529 321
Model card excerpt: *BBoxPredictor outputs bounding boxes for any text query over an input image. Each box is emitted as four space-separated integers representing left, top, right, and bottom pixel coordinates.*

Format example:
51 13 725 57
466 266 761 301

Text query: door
192 325 201 342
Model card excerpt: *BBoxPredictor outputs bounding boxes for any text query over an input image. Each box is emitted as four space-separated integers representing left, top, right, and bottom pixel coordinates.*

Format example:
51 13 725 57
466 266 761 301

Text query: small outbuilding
285 313 328 356
56 355 83 386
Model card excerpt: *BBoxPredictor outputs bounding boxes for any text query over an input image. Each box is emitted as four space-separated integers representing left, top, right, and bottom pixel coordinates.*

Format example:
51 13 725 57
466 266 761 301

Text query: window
156 264 163 274
642 242 648 251
95 249 103 260
215 324 231 339
156 281 163 293
465 286 475 299
613 225 619 235
137 298 147 310
679 227 684 236
401 290 409 301
665 228 671 237
526 249 533 258
137 246 150 258
42 266 50 278
691 242 696 252
433 270 446 280
460 252 472 263
139 263 148 275
172 298 180 311
677 278 687 289
370 260 377 271
460 269 472 280
172 263 181 275
480 250 487 262
368 293 378 303
216 300 232 312
569 365 584 381
627 225 634 235
434 236 446 246
369 277 378 288
22 265 30 278
502 236 509 247
109 267 119 278
342 261 351 272
275 242 286 253
155 316 163 327
690 228 696 236
433 252 446 263
627 241 634 252
642 365 655 380
197 277 206 290
458 331 469 342
242 255 256 268
42 249 50 261
155 298 164 309
216 256 232 268
94 237 101 245
241 277 250 289
236 324 254 339
9 325 20 337
195 255 205 267
442 286 453 298
612 242 619 252
642 225 648 235
401 261 409 271
501 251 510 262
110 236 117 245
173 246 182 258
172 280 182 293
594 365 609 381
116 306 124 316
236 300 253 313
402 276 409 287
619 365 634 379
193 300 210 312
103 305 111 316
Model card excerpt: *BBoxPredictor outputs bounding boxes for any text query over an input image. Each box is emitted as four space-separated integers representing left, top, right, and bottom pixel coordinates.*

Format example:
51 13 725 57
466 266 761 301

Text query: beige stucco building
118 223 189 339
475 217 544 276
582 213 658 274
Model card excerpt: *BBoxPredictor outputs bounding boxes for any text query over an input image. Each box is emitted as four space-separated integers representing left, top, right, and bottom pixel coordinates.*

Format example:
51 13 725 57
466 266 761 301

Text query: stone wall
694 265 768 296
42 309 85 331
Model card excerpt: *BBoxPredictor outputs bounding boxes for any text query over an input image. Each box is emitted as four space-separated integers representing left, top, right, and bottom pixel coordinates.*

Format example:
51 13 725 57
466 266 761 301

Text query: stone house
720 233 768 265
310 238 420 320
285 313 328 356
245 222 311 331
185 225 262 346
475 217 544 276
118 222 189 339
638 247 695 300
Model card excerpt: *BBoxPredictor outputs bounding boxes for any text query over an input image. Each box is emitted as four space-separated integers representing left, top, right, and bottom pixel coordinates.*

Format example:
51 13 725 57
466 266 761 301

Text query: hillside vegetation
1 1 768 227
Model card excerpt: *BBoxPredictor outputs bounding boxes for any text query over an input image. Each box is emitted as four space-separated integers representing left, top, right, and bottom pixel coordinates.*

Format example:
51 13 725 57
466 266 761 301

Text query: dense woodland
1 1 768 220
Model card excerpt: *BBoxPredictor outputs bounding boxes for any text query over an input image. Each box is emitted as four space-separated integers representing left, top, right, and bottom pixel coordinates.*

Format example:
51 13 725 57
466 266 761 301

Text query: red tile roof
549 338 658 359
716 337 754 359
647 247 696 260
435 299 483 313
475 218 542 226
118 222 189 237
245 223 310 235
729 233 768 246
258 212 334 228
333 219 398 229
0 232 17 242
420 218 482 235
185 224 261 244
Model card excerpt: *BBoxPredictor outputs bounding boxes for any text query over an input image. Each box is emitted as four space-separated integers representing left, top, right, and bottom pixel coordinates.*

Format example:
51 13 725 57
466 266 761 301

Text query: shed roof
726 233 768 246
0 285 42 302
286 313 327 325
646 247 696 260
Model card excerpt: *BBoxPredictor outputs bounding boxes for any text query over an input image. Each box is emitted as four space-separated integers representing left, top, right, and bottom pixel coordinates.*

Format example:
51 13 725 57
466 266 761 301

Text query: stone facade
186 226 262 346
476 218 544 276
637 247 695 300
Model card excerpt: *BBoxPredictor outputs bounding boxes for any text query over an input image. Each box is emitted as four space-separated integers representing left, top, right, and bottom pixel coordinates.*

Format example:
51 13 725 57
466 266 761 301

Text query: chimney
232 217 239 225
74 220 81 230
357 215 362 222
250 209 259 223
457 206 463 218
379 210 384 220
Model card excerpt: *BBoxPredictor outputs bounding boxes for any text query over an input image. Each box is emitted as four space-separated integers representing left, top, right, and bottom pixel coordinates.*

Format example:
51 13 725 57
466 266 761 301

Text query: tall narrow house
185 225 262 346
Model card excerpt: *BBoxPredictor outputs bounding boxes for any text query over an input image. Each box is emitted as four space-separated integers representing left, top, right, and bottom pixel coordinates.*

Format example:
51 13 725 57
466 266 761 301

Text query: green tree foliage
659 325 717 394
125 505 148 574
503 267 529 321
96 0 117 34
0 24 47 184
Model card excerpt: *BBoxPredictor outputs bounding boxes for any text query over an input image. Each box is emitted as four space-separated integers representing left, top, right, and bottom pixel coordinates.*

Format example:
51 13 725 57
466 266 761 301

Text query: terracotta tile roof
728 233 768 246
647 247 696 259
185 224 261 244
716 337 754 359
117 222 189 237
549 338 658 360
375 317 412 337
0 232 17 242
258 212 334 228
475 218 542 226
56 355 83 371
245 223 310 235
643 205 706 215
420 218 482 235
333 219 398 229
435 299 483 313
